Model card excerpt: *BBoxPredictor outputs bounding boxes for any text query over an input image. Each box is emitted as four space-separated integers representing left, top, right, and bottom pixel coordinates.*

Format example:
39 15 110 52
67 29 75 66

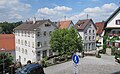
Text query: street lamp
1 48 5 74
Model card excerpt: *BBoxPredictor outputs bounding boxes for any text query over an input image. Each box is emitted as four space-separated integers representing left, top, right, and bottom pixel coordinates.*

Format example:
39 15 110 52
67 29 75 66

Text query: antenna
87 14 88 19
119 2 120 7
64 16 66 21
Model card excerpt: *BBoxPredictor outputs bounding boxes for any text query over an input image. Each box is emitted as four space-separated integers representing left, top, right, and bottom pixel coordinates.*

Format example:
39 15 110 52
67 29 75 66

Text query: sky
0 0 119 23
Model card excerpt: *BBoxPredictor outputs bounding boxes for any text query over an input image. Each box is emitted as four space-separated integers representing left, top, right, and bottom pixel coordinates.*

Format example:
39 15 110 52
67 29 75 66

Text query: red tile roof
0 34 15 52
95 21 105 35
58 20 71 29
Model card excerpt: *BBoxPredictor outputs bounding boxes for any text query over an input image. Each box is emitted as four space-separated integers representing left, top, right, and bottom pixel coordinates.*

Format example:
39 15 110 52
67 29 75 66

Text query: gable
68 21 74 29
106 10 120 28
84 20 96 32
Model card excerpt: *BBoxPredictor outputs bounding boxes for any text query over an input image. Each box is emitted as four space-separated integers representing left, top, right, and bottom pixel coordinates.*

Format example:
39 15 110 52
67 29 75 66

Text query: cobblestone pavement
44 54 120 74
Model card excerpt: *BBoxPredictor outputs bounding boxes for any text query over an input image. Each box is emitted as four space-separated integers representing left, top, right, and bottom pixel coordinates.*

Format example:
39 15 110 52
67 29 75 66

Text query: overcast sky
0 0 119 23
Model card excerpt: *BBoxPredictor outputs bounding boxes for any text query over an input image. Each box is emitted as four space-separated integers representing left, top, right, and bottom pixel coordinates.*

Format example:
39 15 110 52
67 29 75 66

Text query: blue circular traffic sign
72 54 79 64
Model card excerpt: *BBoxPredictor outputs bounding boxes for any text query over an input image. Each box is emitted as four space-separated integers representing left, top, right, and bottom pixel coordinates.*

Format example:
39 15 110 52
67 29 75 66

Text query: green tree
0 21 22 34
50 27 83 55
0 52 14 73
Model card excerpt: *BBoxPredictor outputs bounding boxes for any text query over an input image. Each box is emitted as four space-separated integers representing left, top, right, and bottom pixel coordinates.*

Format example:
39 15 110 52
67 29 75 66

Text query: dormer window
77 24 81 27
116 20 120 25
45 23 51 27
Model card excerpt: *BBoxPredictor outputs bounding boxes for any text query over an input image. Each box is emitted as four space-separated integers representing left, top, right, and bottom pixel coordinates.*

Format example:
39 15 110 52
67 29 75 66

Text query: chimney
28 18 30 22
57 20 61 28
33 17 36 24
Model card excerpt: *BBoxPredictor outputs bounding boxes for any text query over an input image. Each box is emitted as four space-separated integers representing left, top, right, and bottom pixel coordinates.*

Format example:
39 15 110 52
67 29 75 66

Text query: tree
0 21 22 34
50 27 83 55
0 52 14 73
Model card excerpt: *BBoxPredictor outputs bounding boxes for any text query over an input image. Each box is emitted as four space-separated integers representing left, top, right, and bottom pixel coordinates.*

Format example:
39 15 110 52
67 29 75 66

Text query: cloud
54 6 72 11
70 3 118 22
0 0 31 22
36 6 72 21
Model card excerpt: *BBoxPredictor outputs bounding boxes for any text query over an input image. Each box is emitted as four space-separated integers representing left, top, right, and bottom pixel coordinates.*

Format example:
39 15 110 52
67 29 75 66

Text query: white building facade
14 19 56 64
75 19 97 51
105 7 120 50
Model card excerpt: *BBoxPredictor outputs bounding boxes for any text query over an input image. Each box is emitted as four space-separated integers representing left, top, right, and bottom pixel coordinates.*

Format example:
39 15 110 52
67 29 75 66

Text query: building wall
78 21 96 51
68 22 74 29
35 21 56 60
15 30 36 64
106 11 120 49
15 21 56 64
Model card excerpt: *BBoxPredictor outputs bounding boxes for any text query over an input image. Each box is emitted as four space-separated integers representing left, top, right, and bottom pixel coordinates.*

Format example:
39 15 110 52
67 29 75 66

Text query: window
44 31 46 36
21 40 23 45
49 50 53 56
43 50 47 58
21 31 23 36
25 40 27 46
112 31 115 34
49 31 52 36
18 39 20 44
44 41 47 46
25 49 27 54
37 32 40 36
109 42 113 46
118 31 120 36
32 42 34 48
28 41 30 47
37 42 40 47
89 43 91 49
85 36 87 40
22 48 24 53
89 36 91 40
116 20 120 25
37 51 40 56
28 31 30 37
89 30 91 33
93 30 94 33
115 43 118 47
85 30 87 34
45 23 51 27
25 31 26 37
19 47 20 52
93 36 94 40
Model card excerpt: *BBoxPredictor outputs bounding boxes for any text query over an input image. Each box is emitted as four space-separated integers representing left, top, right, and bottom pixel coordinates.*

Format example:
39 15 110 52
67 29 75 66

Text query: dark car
16 63 45 74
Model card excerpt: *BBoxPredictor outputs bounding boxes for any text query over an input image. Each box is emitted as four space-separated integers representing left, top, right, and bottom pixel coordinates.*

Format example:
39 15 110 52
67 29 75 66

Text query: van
16 63 45 74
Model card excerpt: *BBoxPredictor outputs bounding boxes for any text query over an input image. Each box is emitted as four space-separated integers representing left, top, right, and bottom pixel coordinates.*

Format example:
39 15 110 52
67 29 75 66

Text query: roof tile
0 34 15 52
95 21 105 35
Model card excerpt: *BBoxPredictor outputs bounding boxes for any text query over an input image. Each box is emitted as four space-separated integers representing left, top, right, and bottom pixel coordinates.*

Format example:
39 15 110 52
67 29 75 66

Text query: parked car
16 63 45 74
115 50 120 63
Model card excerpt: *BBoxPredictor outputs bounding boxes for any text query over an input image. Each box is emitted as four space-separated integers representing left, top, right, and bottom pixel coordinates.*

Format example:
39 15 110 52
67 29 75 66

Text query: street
44 54 120 74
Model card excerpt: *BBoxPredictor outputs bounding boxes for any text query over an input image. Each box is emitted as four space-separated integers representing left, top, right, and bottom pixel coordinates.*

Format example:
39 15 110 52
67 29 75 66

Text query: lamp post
1 48 5 74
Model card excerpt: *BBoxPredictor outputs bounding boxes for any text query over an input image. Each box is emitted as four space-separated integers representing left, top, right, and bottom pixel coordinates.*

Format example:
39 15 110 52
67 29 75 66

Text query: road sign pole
73 63 78 74
72 53 79 74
